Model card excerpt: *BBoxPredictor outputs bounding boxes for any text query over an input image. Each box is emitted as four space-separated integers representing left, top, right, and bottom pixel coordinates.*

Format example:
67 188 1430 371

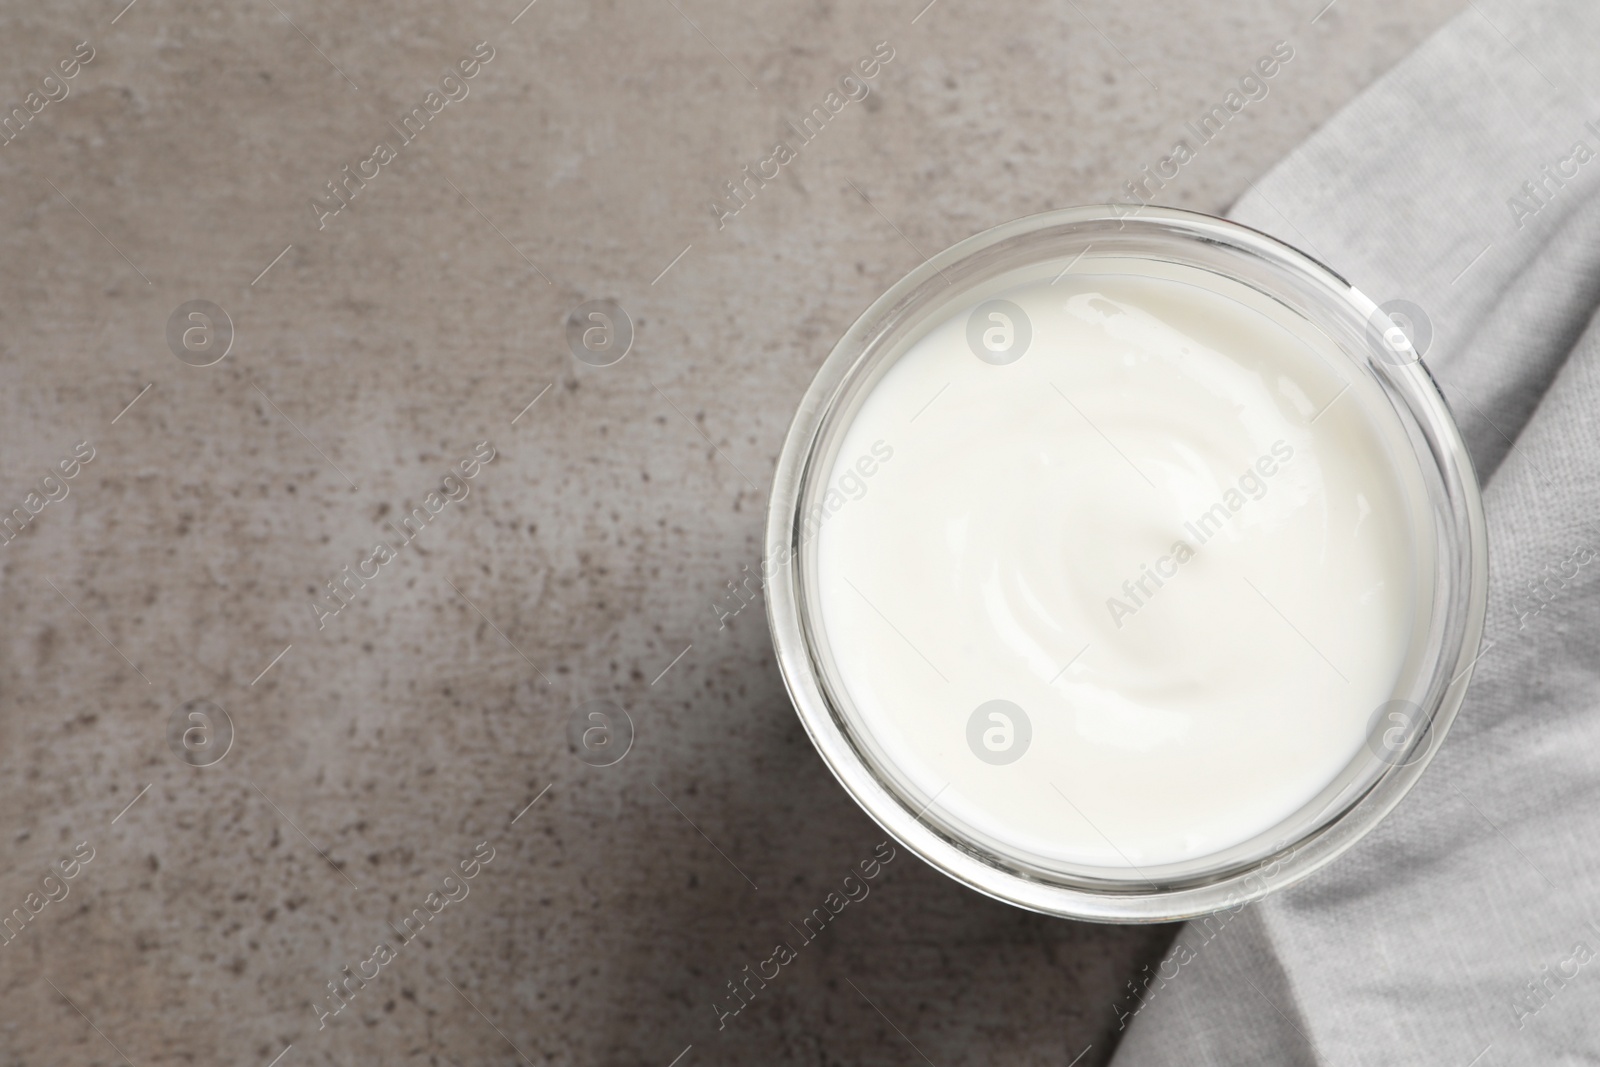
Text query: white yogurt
812 263 1423 870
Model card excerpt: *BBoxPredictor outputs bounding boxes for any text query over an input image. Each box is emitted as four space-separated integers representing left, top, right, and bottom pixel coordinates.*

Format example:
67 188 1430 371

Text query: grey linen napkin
1113 1 1600 1063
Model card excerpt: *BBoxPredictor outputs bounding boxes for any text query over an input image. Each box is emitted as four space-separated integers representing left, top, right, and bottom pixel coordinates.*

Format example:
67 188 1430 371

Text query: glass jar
763 206 1488 922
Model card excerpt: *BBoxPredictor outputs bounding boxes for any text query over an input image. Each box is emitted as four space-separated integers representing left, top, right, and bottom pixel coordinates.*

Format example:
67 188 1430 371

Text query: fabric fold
1115 1 1600 1062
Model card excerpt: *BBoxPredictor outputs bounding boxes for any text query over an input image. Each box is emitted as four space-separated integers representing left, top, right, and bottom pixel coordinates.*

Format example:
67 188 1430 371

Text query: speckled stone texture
0 1 1457 1064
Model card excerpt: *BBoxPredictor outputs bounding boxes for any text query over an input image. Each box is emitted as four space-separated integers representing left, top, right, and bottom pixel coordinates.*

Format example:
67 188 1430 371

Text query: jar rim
763 205 1489 922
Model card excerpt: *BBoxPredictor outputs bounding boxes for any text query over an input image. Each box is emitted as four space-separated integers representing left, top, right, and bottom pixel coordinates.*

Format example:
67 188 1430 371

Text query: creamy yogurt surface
811 264 1421 870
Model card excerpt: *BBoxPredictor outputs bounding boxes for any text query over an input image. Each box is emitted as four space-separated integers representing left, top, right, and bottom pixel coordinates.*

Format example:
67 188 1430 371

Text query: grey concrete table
0 0 1457 1063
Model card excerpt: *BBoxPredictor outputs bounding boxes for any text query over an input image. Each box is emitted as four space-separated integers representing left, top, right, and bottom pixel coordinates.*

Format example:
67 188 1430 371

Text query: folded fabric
1114 1 1600 1062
